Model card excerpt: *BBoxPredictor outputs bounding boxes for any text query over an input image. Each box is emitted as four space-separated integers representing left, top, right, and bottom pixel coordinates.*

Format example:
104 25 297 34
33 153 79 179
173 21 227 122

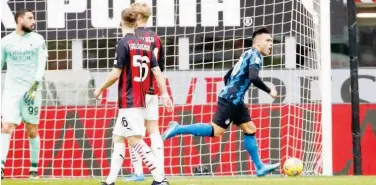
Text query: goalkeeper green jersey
1 31 48 93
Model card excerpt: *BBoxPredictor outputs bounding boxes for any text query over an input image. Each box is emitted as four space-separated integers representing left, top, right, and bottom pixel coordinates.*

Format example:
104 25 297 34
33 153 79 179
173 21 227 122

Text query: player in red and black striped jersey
114 34 157 108
135 27 165 94
94 7 172 185
123 2 167 182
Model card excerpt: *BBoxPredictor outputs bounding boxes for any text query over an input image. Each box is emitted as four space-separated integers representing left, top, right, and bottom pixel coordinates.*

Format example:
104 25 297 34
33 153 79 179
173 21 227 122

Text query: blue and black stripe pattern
219 48 263 105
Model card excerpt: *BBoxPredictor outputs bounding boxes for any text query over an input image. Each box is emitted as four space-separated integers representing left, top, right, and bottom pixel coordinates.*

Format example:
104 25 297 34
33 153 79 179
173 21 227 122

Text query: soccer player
162 28 280 177
1 9 48 179
94 7 172 185
124 2 166 182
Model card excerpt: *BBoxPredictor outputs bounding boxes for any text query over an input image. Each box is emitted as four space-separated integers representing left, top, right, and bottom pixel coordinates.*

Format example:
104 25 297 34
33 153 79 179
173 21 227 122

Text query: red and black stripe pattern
133 141 156 171
136 27 165 95
115 33 157 108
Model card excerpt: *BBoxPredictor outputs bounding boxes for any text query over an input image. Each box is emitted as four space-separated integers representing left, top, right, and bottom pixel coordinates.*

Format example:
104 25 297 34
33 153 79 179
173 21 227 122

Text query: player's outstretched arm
249 64 278 98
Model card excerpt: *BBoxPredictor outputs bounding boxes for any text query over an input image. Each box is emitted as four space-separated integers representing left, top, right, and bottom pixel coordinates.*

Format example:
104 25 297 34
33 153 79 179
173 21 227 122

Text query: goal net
1 0 325 178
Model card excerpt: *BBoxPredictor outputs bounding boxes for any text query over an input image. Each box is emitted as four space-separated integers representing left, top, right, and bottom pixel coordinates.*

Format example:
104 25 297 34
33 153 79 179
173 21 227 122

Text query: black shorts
213 98 251 129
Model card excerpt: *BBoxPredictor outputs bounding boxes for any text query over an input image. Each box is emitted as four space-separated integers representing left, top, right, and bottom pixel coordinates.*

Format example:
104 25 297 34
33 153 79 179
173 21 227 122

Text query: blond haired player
1 9 48 179
124 2 166 182
95 7 172 185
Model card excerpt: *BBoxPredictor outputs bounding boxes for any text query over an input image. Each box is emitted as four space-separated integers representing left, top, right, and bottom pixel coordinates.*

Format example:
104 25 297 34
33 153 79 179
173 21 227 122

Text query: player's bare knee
27 129 39 138
240 121 256 134
211 124 225 137
1 123 15 134
25 123 39 138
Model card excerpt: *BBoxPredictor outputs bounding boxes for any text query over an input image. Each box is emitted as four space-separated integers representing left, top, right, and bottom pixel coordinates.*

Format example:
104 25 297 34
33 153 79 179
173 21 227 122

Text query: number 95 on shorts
2 91 42 125
112 108 146 138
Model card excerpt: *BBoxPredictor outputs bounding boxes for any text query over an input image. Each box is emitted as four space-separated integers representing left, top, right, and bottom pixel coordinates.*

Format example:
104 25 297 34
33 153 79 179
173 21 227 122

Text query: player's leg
125 120 162 182
127 136 166 184
125 94 161 181
145 95 164 175
24 123 40 178
1 123 17 179
124 108 167 184
21 91 42 178
234 105 280 177
103 109 128 185
125 142 144 181
1 96 22 179
162 98 235 140
103 135 126 185
145 120 164 174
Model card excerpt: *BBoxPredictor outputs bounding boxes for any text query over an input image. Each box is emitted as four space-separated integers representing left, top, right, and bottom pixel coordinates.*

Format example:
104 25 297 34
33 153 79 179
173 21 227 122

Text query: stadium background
1 0 376 178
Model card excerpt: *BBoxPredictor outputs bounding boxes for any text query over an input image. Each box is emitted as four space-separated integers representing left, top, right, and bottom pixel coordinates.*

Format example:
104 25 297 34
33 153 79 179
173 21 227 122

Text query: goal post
319 0 333 176
0 0 332 178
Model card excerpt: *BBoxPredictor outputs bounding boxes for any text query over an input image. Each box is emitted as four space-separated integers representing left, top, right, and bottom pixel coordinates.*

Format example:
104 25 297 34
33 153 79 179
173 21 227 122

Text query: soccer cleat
1 168 4 179
151 178 169 185
123 173 145 182
161 121 180 141
256 162 281 177
29 171 39 179
101 182 114 185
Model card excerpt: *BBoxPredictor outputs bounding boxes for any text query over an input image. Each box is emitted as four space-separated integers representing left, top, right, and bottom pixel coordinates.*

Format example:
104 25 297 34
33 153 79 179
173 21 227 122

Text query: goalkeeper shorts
2 91 42 125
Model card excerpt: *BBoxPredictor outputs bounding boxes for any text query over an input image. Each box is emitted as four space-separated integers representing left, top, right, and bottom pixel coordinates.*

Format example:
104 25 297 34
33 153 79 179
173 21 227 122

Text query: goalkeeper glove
24 81 39 105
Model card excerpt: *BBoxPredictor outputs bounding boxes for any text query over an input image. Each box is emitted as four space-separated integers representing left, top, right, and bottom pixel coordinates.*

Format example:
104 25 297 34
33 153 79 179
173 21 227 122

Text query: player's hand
161 94 173 112
269 88 278 99
24 81 39 105
94 88 103 100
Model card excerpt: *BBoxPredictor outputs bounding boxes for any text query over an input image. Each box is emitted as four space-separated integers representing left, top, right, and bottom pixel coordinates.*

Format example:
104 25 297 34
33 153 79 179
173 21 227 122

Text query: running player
162 28 280 177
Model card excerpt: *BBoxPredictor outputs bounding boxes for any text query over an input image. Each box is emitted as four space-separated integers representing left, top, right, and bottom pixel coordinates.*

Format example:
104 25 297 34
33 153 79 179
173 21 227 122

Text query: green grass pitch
2 176 376 185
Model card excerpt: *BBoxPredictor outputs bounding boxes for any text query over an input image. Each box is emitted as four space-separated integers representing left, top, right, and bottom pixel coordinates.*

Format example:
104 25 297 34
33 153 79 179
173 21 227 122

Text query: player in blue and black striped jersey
162 28 280 177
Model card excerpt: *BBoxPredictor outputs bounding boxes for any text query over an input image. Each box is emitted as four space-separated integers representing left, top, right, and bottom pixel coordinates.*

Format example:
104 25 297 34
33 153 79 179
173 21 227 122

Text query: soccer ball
283 157 304 176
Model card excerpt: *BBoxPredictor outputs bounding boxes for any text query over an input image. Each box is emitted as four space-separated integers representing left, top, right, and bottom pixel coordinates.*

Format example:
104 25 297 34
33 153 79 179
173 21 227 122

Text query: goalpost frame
319 0 333 176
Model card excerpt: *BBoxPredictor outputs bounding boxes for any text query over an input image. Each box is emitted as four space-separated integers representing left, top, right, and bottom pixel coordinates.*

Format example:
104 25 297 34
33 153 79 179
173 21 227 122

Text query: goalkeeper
162 28 280 177
1 9 48 179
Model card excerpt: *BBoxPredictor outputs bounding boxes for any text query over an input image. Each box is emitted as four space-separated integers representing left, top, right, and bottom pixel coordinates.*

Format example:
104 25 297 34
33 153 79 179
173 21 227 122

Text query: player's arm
99 68 122 90
1 41 7 70
150 53 168 97
155 36 165 72
150 53 173 111
248 58 271 94
34 37 48 84
97 39 127 91
223 67 233 85
24 36 48 104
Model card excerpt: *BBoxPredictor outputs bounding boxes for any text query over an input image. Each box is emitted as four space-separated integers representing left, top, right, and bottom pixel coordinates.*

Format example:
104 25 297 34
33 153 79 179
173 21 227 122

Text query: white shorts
112 94 159 138
145 94 159 121
113 108 146 138
2 91 42 125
